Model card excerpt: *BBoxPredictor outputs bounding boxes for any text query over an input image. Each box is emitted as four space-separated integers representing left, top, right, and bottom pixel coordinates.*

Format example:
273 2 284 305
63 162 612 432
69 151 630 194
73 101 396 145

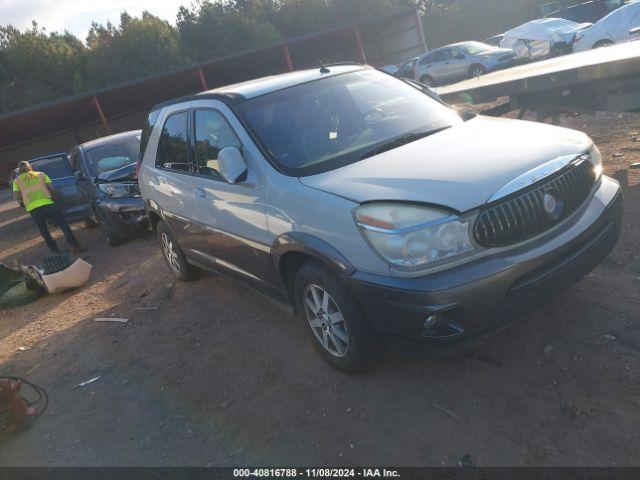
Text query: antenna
319 60 330 74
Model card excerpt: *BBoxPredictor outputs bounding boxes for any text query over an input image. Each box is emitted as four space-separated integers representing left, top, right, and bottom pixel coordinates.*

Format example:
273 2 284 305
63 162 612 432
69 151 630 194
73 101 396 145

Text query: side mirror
74 171 84 181
218 147 247 184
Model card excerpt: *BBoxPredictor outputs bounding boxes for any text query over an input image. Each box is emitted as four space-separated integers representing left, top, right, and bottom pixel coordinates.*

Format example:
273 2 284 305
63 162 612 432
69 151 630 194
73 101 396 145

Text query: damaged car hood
97 163 137 182
299 116 591 213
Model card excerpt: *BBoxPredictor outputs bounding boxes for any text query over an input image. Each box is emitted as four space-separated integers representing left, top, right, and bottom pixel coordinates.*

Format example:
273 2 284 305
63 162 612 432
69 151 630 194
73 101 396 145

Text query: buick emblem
543 191 563 220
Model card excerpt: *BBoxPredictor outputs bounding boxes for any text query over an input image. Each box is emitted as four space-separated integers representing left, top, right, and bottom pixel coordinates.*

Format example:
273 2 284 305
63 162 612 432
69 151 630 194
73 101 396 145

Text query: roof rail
324 61 365 67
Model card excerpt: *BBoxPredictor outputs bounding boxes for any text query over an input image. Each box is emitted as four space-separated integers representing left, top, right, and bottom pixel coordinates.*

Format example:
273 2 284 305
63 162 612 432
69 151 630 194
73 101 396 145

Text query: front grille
474 159 596 248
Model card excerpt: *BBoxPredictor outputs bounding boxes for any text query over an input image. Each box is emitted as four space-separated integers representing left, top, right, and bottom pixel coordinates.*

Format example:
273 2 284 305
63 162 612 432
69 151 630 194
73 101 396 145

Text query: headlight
354 203 475 270
98 183 133 198
587 142 603 179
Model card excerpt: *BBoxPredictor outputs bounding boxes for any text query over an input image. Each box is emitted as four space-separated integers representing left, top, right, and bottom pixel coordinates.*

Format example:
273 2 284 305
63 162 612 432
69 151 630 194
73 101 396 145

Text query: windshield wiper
360 126 451 160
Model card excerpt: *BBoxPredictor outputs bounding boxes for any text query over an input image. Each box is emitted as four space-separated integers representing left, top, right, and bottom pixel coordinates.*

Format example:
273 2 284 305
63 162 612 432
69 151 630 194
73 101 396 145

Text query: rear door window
32 156 73 179
156 111 190 172
141 107 162 162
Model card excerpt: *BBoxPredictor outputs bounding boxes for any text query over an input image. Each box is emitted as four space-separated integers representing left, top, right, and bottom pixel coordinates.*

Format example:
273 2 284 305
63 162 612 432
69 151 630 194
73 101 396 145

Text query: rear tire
157 222 196 282
419 75 434 87
294 261 383 374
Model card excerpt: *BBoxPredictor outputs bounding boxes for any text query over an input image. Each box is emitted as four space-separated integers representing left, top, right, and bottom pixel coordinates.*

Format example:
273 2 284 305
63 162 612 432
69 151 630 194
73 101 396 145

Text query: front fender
272 232 356 278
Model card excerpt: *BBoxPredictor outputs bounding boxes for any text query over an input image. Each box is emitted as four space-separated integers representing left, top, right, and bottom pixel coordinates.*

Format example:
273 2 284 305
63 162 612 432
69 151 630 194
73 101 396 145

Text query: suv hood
97 163 137 183
299 116 590 213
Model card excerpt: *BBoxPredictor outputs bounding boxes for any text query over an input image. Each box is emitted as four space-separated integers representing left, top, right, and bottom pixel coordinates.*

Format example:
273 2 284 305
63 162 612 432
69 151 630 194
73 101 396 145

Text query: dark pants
30 204 79 253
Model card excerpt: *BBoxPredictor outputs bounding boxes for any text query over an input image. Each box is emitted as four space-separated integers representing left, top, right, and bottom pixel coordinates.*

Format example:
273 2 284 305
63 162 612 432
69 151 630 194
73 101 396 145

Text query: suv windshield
458 42 492 55
236 69 461 176
86 135 140 177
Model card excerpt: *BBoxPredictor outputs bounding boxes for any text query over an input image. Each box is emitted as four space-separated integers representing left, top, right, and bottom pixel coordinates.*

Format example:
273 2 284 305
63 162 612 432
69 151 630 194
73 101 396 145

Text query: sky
0 0 186 40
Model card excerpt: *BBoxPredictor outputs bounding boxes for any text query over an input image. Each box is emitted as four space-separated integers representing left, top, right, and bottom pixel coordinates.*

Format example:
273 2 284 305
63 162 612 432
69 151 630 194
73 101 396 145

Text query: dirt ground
0 111 638 467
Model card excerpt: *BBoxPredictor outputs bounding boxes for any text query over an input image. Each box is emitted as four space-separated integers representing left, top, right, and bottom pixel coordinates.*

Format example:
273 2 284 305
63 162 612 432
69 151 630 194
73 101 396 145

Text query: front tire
96 208 124 247
157 222 196 282
469 64 486 78
294 261 383 373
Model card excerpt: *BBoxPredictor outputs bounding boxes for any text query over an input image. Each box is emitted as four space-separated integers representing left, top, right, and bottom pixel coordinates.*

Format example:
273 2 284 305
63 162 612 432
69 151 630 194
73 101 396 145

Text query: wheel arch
272 232 356 301
593 39 613 49
145 199 163 231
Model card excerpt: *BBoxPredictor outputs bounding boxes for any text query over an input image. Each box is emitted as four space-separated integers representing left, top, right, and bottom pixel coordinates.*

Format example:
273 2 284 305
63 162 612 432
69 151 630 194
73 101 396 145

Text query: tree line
0 0 542 115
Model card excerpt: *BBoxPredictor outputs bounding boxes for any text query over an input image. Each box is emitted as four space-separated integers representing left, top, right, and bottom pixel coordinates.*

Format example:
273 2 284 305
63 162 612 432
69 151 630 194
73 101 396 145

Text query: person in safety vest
12 160 87 254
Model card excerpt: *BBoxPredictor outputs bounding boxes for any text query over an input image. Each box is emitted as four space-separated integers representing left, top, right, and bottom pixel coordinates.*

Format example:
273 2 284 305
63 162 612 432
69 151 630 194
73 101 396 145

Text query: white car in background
501 18 592 60
573 0 640 51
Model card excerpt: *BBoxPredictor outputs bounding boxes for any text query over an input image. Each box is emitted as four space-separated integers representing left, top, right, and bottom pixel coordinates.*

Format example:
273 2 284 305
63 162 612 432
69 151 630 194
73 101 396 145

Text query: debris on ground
42 257 92 294
94 318 129 323
604 335 617 341
543 344 554 355
432 402 462 420
0 377 48 439
630 163 640 169
73 376 101 390
565 404 592 421
0 263 44 309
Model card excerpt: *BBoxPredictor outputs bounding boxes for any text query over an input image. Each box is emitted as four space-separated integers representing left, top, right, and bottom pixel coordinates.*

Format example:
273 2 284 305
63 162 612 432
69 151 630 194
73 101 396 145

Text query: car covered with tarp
500 18 592 59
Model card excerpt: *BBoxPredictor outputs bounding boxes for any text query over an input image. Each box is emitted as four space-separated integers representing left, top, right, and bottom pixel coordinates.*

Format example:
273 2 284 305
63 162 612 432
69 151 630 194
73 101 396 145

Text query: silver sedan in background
413 41 516 86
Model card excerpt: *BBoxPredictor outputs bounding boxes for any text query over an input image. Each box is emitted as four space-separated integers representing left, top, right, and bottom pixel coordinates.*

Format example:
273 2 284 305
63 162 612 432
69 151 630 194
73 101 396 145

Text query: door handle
195 188 206 199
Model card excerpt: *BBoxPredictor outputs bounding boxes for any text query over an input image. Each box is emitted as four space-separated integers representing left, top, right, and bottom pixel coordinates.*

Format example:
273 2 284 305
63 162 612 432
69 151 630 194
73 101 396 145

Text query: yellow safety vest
13 171 54 212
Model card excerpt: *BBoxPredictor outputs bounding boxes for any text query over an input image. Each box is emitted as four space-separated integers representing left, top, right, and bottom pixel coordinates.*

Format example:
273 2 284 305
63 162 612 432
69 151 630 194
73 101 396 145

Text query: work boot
69 244 88 253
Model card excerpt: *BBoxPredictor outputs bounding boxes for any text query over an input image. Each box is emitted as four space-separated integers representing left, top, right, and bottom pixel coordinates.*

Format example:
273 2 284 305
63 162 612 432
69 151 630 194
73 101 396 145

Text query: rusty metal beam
91 96 111 135
353 26 367 64
197 68 209 90
415 10 428 53
283 44 294 72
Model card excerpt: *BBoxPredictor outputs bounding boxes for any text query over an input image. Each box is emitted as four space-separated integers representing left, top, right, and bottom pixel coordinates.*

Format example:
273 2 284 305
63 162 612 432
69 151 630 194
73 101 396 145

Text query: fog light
424 314 440 331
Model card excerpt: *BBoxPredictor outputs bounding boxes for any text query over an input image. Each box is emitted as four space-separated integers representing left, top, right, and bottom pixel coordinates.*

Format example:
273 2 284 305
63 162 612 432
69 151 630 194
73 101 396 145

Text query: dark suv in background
70 130 147 246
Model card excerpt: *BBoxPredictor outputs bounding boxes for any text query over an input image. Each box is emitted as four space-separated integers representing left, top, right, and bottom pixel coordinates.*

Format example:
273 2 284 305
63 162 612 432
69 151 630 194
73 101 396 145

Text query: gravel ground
0 111 638 467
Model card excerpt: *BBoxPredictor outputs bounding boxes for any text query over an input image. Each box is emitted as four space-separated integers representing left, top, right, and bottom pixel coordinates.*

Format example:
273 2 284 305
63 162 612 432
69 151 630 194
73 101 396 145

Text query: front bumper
96 196 148 237
345 176 623 345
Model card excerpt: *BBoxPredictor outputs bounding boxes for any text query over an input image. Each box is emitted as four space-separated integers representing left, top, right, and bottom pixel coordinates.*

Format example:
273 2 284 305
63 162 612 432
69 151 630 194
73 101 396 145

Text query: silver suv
414 41 516 86
139 65 622 373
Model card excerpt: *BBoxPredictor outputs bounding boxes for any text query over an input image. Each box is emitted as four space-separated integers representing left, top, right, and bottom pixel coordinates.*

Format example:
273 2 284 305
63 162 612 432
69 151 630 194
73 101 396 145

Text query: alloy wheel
471 66 485 77
303 284 349 358
161 232 181 273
